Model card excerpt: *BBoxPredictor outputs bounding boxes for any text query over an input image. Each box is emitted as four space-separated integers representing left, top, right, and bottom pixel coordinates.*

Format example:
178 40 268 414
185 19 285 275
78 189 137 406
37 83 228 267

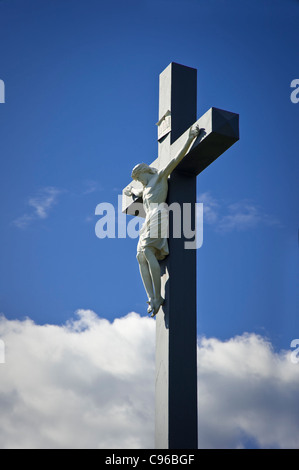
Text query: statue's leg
136 251 154 306
143 247 164 316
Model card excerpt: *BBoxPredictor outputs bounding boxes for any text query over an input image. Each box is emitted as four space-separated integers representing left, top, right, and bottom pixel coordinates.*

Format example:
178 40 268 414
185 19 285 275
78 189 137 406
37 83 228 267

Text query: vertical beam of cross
155 63 198 449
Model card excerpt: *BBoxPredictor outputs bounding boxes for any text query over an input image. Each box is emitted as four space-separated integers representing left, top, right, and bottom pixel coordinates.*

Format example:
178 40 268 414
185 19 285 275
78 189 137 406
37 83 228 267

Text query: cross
122 62 239 449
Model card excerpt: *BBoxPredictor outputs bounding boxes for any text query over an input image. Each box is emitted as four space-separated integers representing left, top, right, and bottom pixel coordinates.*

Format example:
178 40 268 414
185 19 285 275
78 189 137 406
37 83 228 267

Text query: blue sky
0 0 298 449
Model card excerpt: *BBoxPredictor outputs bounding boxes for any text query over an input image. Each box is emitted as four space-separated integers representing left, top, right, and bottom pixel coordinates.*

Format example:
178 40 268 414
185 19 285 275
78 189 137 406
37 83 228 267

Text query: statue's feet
150 296 164 317
147 300 154 314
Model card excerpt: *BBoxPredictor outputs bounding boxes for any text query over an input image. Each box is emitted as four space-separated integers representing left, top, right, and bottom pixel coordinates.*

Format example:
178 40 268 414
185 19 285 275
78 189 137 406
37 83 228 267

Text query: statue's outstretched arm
124 185 143 198
159 125 203 179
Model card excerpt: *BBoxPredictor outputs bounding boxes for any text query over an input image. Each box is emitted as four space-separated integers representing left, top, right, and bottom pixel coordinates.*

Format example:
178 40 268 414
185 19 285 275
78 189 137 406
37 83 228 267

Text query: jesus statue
124 124 203 317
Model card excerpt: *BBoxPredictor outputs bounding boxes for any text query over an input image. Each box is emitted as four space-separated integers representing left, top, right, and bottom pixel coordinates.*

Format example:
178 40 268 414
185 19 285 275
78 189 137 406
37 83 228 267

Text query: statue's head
131 163 157 183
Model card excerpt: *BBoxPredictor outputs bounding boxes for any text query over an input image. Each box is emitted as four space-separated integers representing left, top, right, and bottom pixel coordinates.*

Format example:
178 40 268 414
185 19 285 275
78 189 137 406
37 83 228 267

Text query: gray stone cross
122 62 239 449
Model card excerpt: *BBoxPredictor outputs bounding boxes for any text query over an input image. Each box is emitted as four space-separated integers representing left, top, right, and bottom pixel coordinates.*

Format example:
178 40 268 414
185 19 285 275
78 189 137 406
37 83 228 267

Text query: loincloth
137 206 169 260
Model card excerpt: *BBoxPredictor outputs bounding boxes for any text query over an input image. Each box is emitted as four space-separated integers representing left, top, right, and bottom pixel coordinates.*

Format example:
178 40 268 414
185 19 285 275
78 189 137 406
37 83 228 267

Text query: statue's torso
142 174 168 213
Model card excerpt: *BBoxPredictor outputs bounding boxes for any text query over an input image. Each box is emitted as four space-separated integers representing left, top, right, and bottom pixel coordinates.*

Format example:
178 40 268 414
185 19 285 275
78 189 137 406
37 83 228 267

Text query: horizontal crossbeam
122 107 239 218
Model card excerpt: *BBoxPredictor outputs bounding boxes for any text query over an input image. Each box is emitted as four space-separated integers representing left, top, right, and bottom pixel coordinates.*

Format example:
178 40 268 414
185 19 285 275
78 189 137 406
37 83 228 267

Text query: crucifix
122 62 239 449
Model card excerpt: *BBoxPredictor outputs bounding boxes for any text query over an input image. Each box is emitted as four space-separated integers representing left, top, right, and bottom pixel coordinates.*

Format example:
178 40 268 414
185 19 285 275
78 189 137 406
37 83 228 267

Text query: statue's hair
131 163 158 180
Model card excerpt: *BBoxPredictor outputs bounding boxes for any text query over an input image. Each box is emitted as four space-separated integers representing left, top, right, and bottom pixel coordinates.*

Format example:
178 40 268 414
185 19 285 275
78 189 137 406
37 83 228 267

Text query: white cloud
28 187 61 219
81 180 102 195
198 192 219 224
197 334 299 449
0 311 298 449
218 201 279 232
13 187 62 228
0 311 155 449
198 192 280 233
12 213 35 229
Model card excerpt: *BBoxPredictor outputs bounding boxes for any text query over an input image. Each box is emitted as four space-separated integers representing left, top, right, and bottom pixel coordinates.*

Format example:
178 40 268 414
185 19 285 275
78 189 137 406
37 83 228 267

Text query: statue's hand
124 185 132 196
189 125 203 139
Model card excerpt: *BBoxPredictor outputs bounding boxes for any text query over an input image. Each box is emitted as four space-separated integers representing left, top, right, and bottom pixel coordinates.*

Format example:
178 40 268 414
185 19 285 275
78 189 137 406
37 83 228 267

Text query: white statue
125 125 202 317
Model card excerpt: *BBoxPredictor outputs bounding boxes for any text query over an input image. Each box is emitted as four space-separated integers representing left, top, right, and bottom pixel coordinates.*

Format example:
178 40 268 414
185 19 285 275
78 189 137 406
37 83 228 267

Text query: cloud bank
0 311 298 449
